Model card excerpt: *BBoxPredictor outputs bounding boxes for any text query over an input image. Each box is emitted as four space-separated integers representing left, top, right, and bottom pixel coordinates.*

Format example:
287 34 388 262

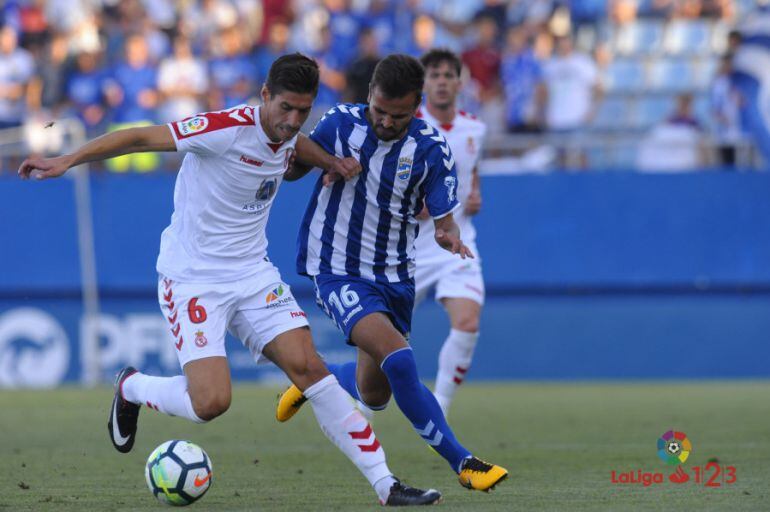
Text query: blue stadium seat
646 58 695 91
592 95 635 129
605 58 646 92
635 95 673 128
614 20 665 56
664 20 711 55
693 57 718 90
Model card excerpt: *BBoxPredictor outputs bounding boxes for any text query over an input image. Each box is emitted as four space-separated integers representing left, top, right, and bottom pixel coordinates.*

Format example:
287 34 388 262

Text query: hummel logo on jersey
240 154 263 166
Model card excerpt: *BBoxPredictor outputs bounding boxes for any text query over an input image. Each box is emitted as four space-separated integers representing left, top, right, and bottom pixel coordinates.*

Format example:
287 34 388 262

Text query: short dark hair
370 54 424 104
265 53 319 97
420 48 462 76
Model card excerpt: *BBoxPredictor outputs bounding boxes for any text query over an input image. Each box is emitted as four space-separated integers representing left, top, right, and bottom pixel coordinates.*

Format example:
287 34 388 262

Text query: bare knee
451 312 480 333
190 390 231 421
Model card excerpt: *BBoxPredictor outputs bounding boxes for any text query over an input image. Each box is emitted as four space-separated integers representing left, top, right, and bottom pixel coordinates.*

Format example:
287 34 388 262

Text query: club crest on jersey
397 157 413 181
177 116 208 136
194 330 208 347
243 178 277 214
444 176 457 202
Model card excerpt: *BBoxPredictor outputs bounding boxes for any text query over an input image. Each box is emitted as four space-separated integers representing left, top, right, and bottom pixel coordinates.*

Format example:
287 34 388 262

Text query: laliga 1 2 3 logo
610 430 737 487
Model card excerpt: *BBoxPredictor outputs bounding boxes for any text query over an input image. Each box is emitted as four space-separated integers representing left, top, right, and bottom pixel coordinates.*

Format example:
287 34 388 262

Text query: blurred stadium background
0 0 768 388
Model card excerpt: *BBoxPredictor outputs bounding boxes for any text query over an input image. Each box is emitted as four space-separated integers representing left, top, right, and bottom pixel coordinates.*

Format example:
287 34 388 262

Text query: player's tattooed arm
18 125 175 180
288 134 361 186
433 213 474 259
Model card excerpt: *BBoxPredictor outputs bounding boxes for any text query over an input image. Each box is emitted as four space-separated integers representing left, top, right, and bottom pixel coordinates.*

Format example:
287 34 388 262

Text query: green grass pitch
1 382 769 511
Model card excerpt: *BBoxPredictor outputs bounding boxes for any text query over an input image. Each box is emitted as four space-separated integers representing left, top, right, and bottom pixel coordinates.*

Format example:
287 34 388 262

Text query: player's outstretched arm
18 125 176 180
287 134 361 185
433 213 474 259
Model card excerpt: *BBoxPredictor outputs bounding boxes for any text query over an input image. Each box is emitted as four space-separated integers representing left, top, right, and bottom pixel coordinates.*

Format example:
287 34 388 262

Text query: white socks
434 329 479 416
121 373 206 424
304 375 396 503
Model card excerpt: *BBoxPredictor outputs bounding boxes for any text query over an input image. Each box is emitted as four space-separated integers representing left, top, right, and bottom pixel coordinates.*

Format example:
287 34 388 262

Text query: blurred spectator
609 0 638 24
344 28 380 104
501 26 546 132
208 26 256 110
0 25 34 130
27 33 68 117
462 15 501 103
637 93 704 172
462 14 503 129
311 25 347 114
258 0 294 44
542 35 600 131
254 20 291 89
157 36 208 123
407 14 437 57
570 0 608 30
726 29 741 54
508 0 556 27
104 34 159 172
324 0 363 68
64 50 108 135
363 0 398 55
710 55 743 166
18 0 48 50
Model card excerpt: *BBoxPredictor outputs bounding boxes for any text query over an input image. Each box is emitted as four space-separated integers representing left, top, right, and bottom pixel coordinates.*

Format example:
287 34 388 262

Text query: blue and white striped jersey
297 103 460 283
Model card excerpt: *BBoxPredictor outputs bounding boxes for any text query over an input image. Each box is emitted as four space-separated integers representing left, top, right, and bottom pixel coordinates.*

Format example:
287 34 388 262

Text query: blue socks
326 362 362 401
380 348 471 472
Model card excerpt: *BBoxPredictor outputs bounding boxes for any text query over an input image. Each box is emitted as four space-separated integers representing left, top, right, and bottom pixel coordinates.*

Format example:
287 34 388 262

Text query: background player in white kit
17 54 441 506
414 49 487 417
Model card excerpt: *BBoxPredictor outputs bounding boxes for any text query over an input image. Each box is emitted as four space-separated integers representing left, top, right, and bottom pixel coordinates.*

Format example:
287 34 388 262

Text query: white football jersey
157 105 296 283
413 106 486 265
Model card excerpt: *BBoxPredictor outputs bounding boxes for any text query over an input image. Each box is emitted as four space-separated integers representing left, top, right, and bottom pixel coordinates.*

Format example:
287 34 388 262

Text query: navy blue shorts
312 273 415 343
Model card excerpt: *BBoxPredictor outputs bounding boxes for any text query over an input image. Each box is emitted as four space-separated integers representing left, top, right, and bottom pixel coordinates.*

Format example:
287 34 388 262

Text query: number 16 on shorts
314 277 366 336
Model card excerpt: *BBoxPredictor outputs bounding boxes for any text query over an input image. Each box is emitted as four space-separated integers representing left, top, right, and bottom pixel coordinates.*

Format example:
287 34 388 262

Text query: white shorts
414 257 485 307
157 265 309 369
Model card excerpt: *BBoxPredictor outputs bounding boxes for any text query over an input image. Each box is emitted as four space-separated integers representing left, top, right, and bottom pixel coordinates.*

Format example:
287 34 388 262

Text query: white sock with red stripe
434 329 478 416
121 372 205 424
304 375 396 503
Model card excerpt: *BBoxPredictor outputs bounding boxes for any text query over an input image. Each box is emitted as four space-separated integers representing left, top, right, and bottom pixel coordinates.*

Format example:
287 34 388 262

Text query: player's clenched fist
18 155 74 180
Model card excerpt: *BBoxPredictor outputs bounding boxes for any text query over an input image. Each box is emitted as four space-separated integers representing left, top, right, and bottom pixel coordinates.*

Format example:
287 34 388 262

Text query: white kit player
18 54 441 506
414 49 487 416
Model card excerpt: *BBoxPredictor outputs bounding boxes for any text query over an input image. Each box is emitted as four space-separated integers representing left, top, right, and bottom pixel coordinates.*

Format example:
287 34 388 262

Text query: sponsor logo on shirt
242 178 278 214
240 155 263 166
177 116 209 136
397 157 412 181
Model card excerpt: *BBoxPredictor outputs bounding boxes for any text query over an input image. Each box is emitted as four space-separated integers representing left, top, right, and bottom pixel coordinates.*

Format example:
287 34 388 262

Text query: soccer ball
667 441 681 455
145 440 212 506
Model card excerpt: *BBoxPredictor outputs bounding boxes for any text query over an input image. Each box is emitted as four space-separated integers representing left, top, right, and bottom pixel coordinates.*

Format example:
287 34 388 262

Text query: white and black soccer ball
667 441 681 455
145 440 212 506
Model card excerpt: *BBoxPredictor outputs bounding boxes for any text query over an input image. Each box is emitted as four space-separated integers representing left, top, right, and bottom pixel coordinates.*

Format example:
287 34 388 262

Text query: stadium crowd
0 0 752 172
